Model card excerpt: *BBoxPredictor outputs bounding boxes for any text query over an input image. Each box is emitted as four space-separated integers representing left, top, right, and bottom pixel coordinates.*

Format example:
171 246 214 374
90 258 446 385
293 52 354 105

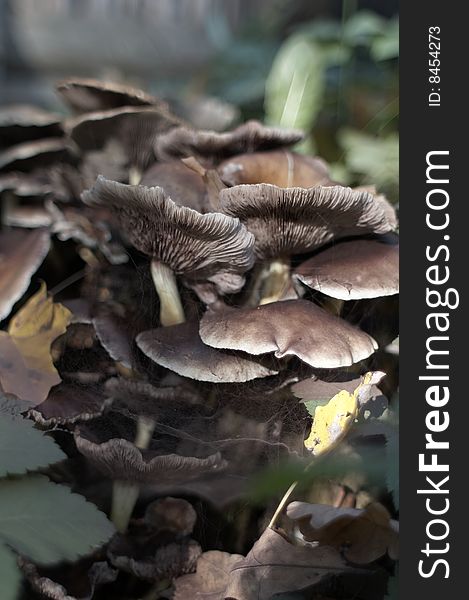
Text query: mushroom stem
110 416 156 533
253 257 291 306
128 166 142 185
150 259 185 326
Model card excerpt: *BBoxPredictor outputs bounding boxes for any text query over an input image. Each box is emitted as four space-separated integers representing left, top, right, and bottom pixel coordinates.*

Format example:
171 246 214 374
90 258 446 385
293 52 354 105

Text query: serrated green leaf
0 475 114 564
265 35 325 134
0 542 22 600
0 414 66 477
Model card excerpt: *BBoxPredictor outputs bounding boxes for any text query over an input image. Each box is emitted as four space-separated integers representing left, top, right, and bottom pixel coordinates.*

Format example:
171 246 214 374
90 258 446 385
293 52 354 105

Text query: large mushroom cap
155 120 304 161
199 299 378 369
82 176 255 294
56 77 163 113
294 239 399 300
218 150 334 188
220 183 396 259
0 228 50 321
0 105 62 146
136 321 278 383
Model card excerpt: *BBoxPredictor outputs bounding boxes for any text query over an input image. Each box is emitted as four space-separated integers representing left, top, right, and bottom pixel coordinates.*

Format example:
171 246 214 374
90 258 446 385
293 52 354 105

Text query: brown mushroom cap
66 106 181 169
140 160 210 212
199 299 378 369
82 176 255 294
27 383 112 426
220 183 396 259
136 321 278 383
0 138 75 173
294 239 399 300
155 120 304 161
0 105 62 146
74 429 226 484
0 228 50 321
56 77 162 113
218 150 334 188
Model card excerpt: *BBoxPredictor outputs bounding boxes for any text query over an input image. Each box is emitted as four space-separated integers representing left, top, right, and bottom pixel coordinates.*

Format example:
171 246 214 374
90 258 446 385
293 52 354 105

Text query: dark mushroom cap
0 228 50 321
294 239 399 300
218 150 334 188
136 321 278 383
155 120 304 161
140 160 210 212
0 138 75 173
74 429 226 484
0 105 62 146
82 176 255 294
27 383 111 426
56 77 162 113
66 106 181 169
220 183 396 259
199 299 378 369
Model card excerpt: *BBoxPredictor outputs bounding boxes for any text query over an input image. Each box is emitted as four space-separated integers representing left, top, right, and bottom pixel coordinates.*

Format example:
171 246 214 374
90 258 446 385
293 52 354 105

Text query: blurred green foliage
200 7 399 202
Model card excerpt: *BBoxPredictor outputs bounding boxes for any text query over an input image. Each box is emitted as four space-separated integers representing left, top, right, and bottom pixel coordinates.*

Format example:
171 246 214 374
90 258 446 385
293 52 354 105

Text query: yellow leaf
304 372 383 456
0 283 72 405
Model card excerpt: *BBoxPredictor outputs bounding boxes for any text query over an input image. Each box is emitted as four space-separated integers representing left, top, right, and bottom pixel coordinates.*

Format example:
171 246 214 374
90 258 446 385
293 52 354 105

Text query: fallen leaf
287 501 399 564
304 372 385 456
0 283 72 405
175 528 362 600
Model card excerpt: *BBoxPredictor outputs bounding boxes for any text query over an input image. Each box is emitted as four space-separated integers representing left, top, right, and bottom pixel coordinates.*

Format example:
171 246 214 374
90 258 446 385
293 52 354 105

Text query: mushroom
136 321 278 383
56 77 163 113
82 176 255 326
74 426 226 533
66 106 181 182
0 228 50 321
0 138 76 173
218 149 334 188
0 104 62 147
220 183 396 304
293 238 399 300
155 120 304 163
140 160 210 213
199 299 378 369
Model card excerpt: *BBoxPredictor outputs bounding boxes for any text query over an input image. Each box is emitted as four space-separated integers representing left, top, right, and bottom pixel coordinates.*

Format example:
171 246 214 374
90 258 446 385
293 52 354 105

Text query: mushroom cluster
1 78 399 541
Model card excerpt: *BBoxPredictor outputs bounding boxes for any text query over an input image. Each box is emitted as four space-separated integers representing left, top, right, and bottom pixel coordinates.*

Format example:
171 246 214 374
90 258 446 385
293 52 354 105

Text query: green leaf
265 34 326 134
0 542 22 600
0 414 66 477
0 475 114 564
343 11 386 46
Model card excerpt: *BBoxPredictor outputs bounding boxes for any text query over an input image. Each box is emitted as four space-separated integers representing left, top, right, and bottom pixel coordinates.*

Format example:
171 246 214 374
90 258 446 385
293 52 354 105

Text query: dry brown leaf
287 501 399 564
175 528 360 599
0 282 72 405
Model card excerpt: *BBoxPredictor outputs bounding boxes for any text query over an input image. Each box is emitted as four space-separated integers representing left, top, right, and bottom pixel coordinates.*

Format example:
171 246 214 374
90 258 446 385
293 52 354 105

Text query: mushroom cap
0 138 75 173
0 104 62 146
199 299 378 369
220 183 396 259
294 239 399 300
0 228 50 321
218 150 334 188
82 176 255 294
27 383 111 426
56 77 162 113
155 120 304 161
74 430 226 484
136 321 278 383
66 106 181 169
140 160 210 212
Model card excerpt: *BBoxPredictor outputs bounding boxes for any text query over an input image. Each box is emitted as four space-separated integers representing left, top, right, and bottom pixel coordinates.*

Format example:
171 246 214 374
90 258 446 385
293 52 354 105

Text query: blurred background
0 0 398 199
